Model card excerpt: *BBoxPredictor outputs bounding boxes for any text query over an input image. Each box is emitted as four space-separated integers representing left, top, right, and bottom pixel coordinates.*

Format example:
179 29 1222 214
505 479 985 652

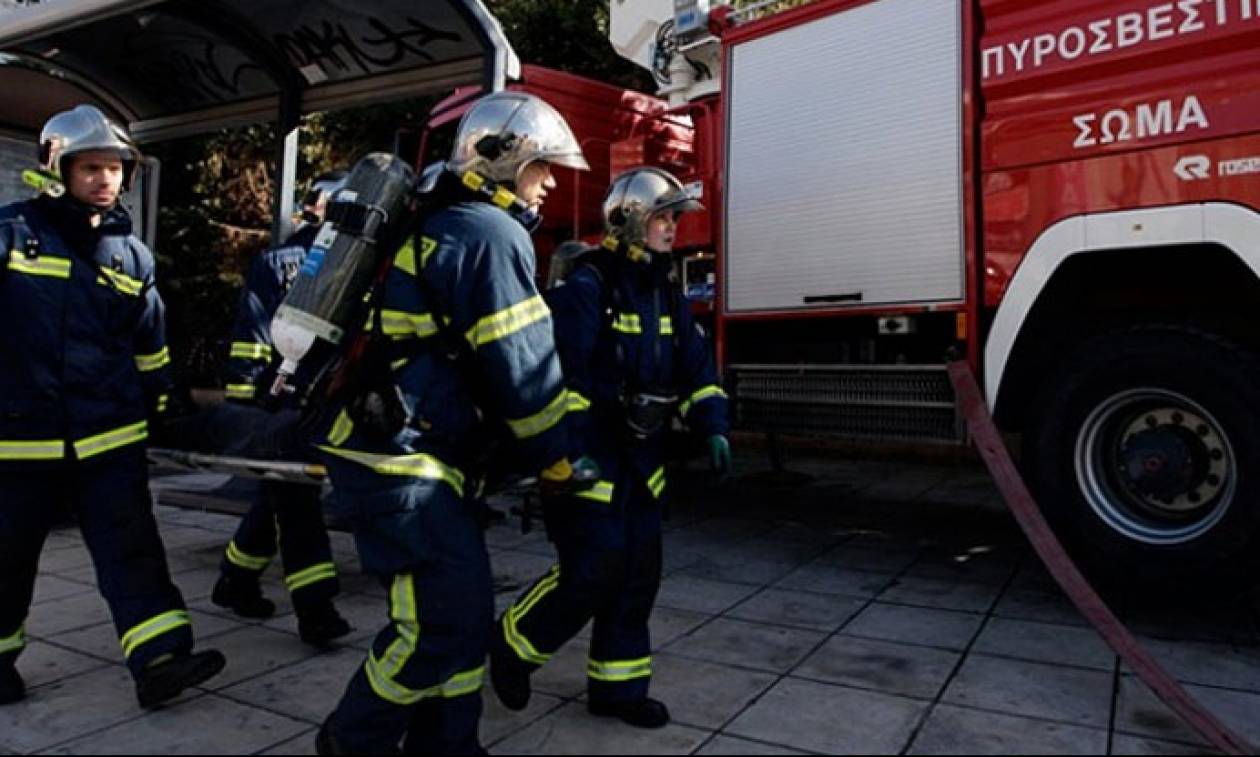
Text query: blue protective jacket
546 252 729 498
222 224 319 406
0 196 170 464
319 194 570 493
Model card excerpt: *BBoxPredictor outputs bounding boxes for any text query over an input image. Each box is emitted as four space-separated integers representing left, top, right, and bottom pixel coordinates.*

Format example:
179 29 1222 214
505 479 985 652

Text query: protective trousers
501 474 664 705
220 481 338 611
0 446 194 677
324 461 492 755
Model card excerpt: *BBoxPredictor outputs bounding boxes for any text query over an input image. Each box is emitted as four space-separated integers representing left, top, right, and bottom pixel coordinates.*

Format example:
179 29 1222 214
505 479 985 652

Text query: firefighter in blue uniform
490 167 732 728
210 172 352 645
315 92 596 755
0 105 225 708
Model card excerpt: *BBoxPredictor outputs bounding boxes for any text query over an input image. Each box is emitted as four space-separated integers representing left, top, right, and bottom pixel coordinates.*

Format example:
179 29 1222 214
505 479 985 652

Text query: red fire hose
947 360 1254 755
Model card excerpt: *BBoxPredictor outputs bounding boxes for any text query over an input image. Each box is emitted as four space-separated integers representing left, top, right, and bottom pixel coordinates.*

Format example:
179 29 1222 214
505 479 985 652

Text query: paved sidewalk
3 453 1258 754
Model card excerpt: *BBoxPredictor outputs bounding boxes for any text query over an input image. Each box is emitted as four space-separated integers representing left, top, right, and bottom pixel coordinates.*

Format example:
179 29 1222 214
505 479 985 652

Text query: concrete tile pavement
2 452 1257 754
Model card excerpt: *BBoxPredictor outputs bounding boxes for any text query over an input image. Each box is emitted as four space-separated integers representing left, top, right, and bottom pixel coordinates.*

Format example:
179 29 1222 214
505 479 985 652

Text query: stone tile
45 692 311 754
905 550 1018 586
773 564 895 599
29 575 95 606
25 590 112 636
217 646 363 723
1128 638 1260 692
942 655 1113 728
727 588 865 633
41 621 123 662
648 652 777 729
676 553 804 586
1110 734 1219 755
1114 675 1260 747
973 617 1115 671
195 625 320 689
908 703 1107 754
992 589 1088 627
531 641 590 699
794 636 960 700
678 517 773 542
656 575 761 614
483 691 567 746
649 606 711 649
878 576 1002 613
696 735 810 755
15 640 112 688
258 728 318 755
489 550 558 597
726 677 927 754
492 701 711 754
38 544 95 573
812 544 918 574
666 618 825 674
169 566 227 601
0 665 153 752
844 603 983 651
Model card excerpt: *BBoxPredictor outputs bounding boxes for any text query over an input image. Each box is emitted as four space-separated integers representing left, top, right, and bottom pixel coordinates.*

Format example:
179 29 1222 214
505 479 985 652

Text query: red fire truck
557 0 1260 591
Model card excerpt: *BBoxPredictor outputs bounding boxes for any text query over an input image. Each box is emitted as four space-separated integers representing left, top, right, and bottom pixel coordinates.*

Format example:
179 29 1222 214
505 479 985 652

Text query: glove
539 456 601 496
708 434 732 482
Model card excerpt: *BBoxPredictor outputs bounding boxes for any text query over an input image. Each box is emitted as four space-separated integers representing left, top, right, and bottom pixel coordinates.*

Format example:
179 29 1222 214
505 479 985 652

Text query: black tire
1023 324 1260 597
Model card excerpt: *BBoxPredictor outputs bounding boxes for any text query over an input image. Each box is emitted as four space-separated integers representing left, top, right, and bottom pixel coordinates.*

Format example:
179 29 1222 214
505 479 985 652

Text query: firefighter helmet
448 92 589 185
602 167 702 252
38 104 141 193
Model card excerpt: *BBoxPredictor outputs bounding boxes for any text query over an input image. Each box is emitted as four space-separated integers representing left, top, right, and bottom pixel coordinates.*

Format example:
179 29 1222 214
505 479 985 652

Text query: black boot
315 715 347 756
588 697 671 729
135 649 226 709
0 664 24 705
297 602 352 647
488 630 531 711
212 575 276 619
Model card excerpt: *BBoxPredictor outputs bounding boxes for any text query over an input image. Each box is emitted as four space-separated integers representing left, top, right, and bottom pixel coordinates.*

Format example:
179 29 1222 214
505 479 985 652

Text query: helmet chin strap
455 170 542 230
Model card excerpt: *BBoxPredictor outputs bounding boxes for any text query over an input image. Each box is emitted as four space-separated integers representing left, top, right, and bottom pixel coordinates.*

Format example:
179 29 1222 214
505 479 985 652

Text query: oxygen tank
270 153 417 398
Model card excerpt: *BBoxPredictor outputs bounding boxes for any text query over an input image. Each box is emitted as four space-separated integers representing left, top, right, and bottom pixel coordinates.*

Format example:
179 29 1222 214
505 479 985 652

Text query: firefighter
489 167 732 728
314 91 596 755
0 105 225 708
210 171 352 646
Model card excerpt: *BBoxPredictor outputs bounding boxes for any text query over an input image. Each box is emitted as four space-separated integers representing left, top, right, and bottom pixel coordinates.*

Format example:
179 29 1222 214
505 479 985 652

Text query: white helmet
448 92 589 185
602 167 702 252
38 105 140 194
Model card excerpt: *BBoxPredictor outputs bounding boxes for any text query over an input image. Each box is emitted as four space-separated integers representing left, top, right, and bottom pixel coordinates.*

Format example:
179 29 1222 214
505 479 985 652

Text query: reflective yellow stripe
317 447 464 497
156 394 169 413
612 313 642 334
660 316 674 336
0 626 24 655
73 420 147 460
380 309 438 339
229 342 272 361
225 383 256 400
491 186 515 209
587 656 652 682
648 466 666 499
576 480 615 504
390 574 419 647
506 389 568 440
7 255 70 279
328 409 354 447
680 384 728 416
502 567 559 665
419 236 438 268
464 295 550 349
134 346 171 373
226 541 272 572
394 239 418 276
120 610 190 658
567 391 591 412
285 562 337 592
97 267 143 296
391 358 408 371
365 661 484 705
0 439 64 460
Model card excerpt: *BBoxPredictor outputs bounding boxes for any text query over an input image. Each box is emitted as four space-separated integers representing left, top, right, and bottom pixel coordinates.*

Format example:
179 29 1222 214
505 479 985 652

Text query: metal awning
0 0 519 142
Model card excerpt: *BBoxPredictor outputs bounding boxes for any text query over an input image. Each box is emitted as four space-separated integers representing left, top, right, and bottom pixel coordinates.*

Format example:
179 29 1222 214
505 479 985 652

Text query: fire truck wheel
1024 324 1260 597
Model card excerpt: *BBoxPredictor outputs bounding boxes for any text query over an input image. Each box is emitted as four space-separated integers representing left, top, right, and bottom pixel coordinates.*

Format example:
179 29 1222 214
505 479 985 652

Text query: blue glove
708 434 732 482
